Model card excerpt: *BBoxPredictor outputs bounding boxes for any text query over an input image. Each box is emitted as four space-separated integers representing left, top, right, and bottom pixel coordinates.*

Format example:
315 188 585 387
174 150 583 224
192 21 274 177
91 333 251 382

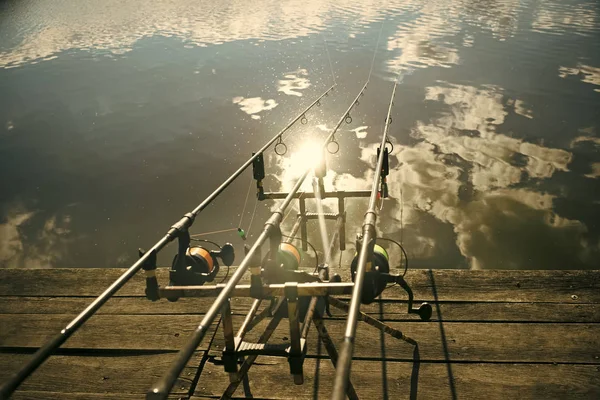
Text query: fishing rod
148 79 371 400
332 76 397 400
331 75 431 399
0 84 335 400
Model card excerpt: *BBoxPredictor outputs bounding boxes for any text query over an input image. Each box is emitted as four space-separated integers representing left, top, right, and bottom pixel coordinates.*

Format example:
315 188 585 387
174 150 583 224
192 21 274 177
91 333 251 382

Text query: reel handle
383 274 432 321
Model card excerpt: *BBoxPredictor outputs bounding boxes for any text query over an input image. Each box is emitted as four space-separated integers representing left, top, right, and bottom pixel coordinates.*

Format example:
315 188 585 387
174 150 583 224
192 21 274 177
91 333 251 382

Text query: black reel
169 231 235 288
350 241 432 321
350 244 390 304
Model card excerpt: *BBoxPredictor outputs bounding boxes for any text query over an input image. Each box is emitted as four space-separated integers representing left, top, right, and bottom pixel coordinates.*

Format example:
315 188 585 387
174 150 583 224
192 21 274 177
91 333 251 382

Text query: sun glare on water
284 139 323 177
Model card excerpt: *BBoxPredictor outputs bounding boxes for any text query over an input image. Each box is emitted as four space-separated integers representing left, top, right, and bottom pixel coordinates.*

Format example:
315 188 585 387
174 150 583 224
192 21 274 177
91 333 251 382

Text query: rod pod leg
327 296 417 345
313 316 359 400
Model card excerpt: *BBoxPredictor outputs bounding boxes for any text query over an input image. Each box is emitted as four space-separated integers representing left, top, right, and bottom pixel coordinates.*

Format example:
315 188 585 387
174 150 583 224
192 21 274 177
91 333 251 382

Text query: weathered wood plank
11 391 184 399
4 311 595 361
209 318 600 363
0 296 255 316
2 296 598 323
1 268 598 303
1 268 599 400
329 300 600 322
193 357 600 399
394 269 600 303
0 314 214 351
0 352 202 396
0 268 173 297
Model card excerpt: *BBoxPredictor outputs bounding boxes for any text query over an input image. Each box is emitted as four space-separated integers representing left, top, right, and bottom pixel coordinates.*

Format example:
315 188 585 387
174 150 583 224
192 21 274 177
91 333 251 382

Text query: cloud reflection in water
232 97 278 120
1 0 598 269
0 207 75 268
559 64 600 92
0 0 389 69
273 79 597 270
278 69 312 97
532 0 599 36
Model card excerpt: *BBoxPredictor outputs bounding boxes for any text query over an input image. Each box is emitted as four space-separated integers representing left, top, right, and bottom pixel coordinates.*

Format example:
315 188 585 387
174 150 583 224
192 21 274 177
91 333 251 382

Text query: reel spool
170 242 235 286
264 242 302 270
350 244 390 304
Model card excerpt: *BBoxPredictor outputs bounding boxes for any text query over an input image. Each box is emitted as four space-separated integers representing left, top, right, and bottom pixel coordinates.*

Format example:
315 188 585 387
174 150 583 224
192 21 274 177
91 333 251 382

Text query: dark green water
1 0 599 270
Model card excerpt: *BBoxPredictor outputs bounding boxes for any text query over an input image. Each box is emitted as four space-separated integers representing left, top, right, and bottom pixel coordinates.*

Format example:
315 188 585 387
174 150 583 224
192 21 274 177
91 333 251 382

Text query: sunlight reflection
282 139 324 178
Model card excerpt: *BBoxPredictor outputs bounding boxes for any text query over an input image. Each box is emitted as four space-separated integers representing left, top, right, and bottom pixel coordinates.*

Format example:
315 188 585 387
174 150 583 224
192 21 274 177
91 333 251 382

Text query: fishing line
367 19 386 82
189 238 222 248
282 191 305 223
400 188 404 246
191 228 237 237
238 174 254 227
377 237 409 278
218 265 230 284
244 194 260 239
190 174 256 240
323 37 337 86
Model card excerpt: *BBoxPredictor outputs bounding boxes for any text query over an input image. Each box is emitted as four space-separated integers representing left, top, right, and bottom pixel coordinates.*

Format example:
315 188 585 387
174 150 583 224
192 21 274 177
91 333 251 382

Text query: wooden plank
0 268 244 297
0 296 598 322
0 296 255 316
0 268 173 297
194 357 600 399
4 304 594 362
0 268 598 400
0 352 202 396
329 301 600 323
209 318 600 363
1 269 599 303
11 392 184 399
389 269 600 303
0 314 215 351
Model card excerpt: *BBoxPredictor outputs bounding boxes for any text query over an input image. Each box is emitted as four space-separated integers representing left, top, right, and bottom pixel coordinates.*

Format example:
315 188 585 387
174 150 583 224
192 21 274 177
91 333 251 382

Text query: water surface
1 0 599 270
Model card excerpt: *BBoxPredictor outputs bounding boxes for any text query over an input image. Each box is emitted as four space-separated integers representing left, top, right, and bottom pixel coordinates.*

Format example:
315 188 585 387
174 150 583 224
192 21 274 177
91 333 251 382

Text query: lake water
1 0 599 270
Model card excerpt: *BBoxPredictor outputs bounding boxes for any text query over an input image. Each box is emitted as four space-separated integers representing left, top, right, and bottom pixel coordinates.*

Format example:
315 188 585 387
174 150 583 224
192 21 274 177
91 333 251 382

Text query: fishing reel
260 242 336 319
263 242 302 270
350 243 390 304
169 231 235 287
350 236 432 321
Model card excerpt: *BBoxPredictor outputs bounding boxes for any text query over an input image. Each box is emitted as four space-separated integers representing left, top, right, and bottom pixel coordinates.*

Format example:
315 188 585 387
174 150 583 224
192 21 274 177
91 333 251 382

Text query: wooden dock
0 268 599 399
